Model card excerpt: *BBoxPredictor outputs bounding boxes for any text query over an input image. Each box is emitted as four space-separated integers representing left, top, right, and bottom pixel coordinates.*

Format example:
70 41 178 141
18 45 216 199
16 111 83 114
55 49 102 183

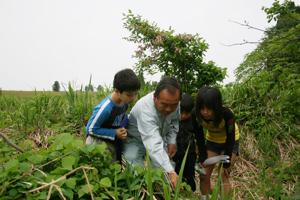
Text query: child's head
113 68 141 104
195 86 223 127
113 68 141 93
180 94 194 120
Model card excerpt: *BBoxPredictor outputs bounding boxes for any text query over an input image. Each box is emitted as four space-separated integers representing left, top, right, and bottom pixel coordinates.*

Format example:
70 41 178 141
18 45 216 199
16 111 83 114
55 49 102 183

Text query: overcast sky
1 0 298 91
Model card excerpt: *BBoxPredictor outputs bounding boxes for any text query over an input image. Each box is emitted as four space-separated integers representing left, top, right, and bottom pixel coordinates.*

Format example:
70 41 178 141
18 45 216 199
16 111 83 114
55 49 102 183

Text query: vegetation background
0 1 299 199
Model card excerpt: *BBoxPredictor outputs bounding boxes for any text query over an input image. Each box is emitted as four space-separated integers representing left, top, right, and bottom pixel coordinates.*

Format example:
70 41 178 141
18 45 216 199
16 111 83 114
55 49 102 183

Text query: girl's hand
223 166 231 178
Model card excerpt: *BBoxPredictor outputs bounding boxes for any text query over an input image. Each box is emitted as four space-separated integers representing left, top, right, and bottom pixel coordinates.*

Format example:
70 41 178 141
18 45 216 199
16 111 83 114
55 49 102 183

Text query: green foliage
230 8 300 198
0 133 118 199
223 78 299 198
235 0 300 89
62 78 95 133
123 10 226 95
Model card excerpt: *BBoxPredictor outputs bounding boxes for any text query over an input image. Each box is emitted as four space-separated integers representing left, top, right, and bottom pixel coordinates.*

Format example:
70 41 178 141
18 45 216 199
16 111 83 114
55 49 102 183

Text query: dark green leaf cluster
0 132 198 199
52 81 60 92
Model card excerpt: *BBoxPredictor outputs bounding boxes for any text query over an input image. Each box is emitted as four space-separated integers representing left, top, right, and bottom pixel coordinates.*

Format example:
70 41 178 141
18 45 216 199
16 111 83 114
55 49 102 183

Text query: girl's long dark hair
195 86 224 128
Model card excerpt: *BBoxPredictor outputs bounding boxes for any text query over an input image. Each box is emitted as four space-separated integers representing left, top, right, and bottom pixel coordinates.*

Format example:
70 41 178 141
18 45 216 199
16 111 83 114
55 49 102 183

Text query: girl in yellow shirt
192 86 239 199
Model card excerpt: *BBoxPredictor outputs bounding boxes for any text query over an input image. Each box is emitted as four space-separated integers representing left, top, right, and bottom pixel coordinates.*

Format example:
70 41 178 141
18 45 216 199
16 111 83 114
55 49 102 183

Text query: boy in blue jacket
86 68 141 163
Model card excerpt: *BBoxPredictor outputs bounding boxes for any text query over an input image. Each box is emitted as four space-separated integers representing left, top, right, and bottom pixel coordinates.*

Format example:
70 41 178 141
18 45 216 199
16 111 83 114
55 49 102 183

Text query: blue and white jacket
86 93 128 141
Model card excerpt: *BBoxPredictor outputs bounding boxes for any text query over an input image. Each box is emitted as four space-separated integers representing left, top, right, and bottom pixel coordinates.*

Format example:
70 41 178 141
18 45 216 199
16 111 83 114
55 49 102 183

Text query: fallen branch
21 166 94 199
0 132 24 153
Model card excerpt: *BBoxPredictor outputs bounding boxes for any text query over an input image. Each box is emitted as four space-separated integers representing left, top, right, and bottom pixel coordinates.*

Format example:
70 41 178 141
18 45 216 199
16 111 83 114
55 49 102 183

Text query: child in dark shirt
173 94 197 191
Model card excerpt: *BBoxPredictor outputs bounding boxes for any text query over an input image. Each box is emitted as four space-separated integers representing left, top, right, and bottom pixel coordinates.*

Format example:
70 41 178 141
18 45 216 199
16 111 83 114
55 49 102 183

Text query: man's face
154 89 180 116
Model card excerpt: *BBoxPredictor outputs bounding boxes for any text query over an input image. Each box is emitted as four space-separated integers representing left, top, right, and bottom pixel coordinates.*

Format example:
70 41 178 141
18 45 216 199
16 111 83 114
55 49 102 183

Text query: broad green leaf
72 139 84 148
78 184 94 198
66 178 76 189
95 143 106 154
58 133 73 145
80 143 96 154
62 155 76 170
5 159 18 172
100 177 112 188
19 162 31 173
46 175 57 183
50 167 68 174
8 188 18 197
55 178 66 187
134 165 144 175
18 140 35 151
27 154 44 164
62 188 74 200
0 157 9 164
100 193 110 199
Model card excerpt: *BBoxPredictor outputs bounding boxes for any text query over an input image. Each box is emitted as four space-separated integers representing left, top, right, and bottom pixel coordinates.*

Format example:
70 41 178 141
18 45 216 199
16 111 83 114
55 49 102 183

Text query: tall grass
0 77 299 199
221 80 300 199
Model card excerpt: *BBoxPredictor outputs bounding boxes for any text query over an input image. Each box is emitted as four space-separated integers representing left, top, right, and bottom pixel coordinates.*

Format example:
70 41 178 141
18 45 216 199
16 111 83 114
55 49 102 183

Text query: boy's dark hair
155 76 182 100
180 94 194 113
113 68 141 93
195 86 224 128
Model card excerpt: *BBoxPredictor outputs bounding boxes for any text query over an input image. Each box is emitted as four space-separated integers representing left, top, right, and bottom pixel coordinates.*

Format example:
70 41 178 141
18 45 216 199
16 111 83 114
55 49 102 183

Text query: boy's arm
86 106 116 140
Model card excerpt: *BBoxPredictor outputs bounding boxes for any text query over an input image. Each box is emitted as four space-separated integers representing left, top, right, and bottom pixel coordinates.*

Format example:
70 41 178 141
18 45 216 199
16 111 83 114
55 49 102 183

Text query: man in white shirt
123 76 182 189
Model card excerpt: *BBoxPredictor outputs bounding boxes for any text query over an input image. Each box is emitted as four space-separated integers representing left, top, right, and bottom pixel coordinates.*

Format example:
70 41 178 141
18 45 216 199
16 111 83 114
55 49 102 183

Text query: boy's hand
116 128 127 140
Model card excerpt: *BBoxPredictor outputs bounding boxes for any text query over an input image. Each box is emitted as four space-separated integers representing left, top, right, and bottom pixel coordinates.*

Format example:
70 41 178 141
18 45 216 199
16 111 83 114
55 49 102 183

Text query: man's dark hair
180 94 194 113
113 68 141 93
155 76 182 99
195 86 224 128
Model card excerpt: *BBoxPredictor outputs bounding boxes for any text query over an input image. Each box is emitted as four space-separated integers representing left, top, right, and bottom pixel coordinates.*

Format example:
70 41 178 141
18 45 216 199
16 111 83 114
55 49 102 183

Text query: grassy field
0 88 299 199
1 90 63 98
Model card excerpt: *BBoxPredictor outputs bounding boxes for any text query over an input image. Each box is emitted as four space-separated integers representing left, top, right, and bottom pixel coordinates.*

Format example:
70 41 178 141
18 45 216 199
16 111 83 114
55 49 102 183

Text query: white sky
1 0 297 91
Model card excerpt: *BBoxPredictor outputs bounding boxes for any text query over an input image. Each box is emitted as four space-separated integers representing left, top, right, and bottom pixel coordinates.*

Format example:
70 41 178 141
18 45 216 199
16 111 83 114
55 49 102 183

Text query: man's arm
166 108 181 158
136 110 175 172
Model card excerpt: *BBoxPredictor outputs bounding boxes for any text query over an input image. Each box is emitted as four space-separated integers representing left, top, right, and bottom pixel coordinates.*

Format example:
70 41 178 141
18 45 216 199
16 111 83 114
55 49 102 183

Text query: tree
52 81 60 92
123 10 226 95
233 0 300 124
85 85 94 92
97 85 104 92
235 0 300 84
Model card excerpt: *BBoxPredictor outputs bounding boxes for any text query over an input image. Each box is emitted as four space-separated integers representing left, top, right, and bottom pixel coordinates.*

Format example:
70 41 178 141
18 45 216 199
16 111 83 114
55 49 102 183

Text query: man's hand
115 128 127 140
168 170 178 190
167 143 176 158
